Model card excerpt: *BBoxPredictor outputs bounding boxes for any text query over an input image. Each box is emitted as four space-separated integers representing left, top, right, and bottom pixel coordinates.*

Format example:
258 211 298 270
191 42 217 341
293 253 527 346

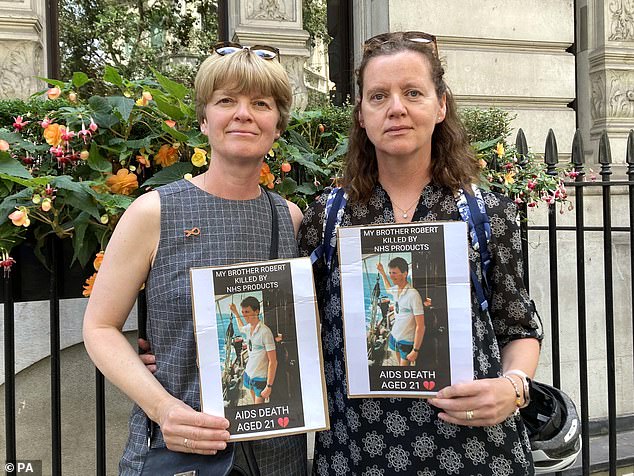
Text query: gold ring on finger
465 410 474 420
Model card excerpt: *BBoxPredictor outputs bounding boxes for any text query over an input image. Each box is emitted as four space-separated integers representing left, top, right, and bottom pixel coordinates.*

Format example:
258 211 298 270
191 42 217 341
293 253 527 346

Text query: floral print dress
298 184 542 476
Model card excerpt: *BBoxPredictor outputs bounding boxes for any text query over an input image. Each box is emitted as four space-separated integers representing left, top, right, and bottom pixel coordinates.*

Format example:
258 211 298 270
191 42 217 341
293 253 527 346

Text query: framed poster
190 257 329 441
338 221 473 398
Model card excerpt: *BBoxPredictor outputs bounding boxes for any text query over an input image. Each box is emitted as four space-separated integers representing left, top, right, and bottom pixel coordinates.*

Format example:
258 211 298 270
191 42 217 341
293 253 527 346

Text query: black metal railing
2 129 633 475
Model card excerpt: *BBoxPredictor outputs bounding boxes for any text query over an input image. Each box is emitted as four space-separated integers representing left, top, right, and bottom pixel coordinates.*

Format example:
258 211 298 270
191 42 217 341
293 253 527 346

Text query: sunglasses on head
363 31 438 57
212 41 280 62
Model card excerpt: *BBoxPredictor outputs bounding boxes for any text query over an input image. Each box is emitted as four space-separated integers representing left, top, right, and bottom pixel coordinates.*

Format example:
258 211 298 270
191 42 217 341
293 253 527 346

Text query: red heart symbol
423 381 436 391
278 417 289 428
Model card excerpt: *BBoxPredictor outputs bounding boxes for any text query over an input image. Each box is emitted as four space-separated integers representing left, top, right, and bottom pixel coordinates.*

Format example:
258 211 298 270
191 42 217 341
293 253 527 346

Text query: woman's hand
158 398 231 455
428 377 517 427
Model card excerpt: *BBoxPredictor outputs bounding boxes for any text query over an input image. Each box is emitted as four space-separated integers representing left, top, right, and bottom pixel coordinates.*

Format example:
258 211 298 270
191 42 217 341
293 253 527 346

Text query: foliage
0 68 206 272
460 107 514 146
303 0 331 48
465 108 572 211
59 0 219 94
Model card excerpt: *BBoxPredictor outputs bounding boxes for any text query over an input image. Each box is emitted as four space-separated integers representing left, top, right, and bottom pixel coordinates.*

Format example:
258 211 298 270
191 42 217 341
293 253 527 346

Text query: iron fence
2 129 633 475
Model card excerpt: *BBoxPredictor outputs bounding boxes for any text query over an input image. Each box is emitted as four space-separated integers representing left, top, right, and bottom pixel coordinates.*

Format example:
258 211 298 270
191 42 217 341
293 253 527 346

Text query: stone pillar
0 0 47 99
578 0 634 164
227 0 310 111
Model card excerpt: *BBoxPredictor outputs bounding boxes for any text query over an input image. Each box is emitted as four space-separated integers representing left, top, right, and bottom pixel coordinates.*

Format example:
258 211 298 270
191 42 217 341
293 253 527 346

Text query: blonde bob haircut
195 49 293 131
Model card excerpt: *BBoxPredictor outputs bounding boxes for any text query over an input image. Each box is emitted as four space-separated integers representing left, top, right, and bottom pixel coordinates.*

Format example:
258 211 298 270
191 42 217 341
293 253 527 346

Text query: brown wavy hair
344 31 479 203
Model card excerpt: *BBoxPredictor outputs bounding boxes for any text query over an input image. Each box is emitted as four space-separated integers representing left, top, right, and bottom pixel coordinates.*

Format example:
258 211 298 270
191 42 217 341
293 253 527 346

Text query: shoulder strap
310 187 348 269
456 185 492 311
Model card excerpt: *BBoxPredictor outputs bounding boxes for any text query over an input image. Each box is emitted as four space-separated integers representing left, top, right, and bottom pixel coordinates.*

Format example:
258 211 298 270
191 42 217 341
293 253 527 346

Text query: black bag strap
263 188 279 260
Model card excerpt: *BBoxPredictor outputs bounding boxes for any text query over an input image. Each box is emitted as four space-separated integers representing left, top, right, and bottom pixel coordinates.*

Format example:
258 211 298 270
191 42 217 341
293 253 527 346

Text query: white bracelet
504 369 530 408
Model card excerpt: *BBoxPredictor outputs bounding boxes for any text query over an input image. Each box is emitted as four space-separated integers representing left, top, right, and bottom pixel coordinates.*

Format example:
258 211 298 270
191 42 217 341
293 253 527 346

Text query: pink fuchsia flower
0 140 9 152
89 118 98 132
61 129 75 142
47 87 61 100
527 180 537 190
514 197 523 205
9 207 30 227
542 194 555 205
13 116 29 131
77 123 92 143
0 251 16 277
41 117 52 128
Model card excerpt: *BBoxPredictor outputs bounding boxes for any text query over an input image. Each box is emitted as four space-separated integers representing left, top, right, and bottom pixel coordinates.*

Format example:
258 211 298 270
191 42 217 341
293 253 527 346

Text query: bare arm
229 303 246 331
286 199 304 237
406 314 425 363
376 262 391 289
83 192 229 454
259 349 278 400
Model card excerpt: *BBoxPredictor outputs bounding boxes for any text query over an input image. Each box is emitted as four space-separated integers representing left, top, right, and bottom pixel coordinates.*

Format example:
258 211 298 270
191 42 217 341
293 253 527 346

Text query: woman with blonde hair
84 44 306 475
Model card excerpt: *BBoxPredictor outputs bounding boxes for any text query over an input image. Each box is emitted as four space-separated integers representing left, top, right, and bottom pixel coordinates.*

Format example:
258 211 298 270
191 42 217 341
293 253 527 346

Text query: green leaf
286 130 312 152
70 211 91 266
161 122 189 142
295 182 317 195
278 177 297 195
142 162 192 187
88 142 113 173
71 72 91 88
0 173 52 189
106 96 135 122
103 66 124 88
94 192 134 211
88 96 119 129
0 153 32 179
154 96 186 120
35 76 66 88
152 69 189 100
51 176 101 220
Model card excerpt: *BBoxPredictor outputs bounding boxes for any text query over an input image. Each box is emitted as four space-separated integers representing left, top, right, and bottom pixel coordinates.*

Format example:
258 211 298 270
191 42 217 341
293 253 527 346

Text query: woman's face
359 50 446 164
201 88 281 163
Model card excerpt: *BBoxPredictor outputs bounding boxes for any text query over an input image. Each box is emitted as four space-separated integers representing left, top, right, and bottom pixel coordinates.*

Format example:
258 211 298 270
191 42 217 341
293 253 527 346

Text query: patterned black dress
298 184 542 476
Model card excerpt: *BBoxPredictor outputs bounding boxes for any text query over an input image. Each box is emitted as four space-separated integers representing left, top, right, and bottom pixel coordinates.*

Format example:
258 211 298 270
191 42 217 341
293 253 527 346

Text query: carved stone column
227 0 310 111
0 0 47 99
580 0 634 163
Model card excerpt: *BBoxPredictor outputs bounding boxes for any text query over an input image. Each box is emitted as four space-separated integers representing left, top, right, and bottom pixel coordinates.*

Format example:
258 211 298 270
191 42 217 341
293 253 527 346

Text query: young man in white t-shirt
230 296 277 404
377 257 425 366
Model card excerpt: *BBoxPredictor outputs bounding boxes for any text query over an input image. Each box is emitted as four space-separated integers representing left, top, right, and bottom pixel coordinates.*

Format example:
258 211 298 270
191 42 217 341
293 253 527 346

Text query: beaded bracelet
502 374 522 409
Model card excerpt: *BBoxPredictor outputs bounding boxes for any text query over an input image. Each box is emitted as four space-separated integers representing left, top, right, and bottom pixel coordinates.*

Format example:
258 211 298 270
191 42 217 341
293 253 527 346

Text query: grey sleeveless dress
119 179 306 475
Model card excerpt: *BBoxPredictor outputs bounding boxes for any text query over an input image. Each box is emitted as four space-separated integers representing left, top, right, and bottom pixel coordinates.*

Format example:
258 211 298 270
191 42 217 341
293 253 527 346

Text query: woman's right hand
158 398 231 455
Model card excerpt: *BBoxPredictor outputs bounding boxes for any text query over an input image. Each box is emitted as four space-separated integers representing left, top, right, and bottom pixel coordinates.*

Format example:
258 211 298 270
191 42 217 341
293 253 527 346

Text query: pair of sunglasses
213 41 280 62
363 31 438 57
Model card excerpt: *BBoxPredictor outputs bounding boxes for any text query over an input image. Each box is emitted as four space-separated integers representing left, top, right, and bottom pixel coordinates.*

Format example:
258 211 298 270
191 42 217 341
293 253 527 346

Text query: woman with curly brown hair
299 31 542 475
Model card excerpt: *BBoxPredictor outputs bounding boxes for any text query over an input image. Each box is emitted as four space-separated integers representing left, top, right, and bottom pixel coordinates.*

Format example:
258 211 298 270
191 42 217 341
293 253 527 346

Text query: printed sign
338 222 473 398
191 258 329 441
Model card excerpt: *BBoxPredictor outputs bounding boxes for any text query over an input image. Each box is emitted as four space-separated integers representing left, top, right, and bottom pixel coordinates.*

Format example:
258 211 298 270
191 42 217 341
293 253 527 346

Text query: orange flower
9 207 30 227
47 87 61 100
165 120 176 128
496 142 505 158
0 139 9 152
135 91 153 107
259 163 275 189
136 153 150 168
281 162 291 173
154 144 179 168
93 251 104 271
43 123 66 147
83 272 97 297
106 169 139 195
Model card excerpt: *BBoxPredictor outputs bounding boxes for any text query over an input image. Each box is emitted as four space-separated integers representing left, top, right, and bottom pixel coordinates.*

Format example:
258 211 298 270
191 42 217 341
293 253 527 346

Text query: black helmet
520 380 581 474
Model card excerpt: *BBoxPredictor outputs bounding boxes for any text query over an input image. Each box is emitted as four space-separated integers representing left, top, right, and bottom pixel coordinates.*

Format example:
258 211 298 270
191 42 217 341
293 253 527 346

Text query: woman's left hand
428 377 517 427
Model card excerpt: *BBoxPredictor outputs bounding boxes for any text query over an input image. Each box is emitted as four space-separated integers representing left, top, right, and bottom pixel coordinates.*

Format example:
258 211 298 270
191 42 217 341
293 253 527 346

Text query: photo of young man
229 296 277 404
376 257 425 366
